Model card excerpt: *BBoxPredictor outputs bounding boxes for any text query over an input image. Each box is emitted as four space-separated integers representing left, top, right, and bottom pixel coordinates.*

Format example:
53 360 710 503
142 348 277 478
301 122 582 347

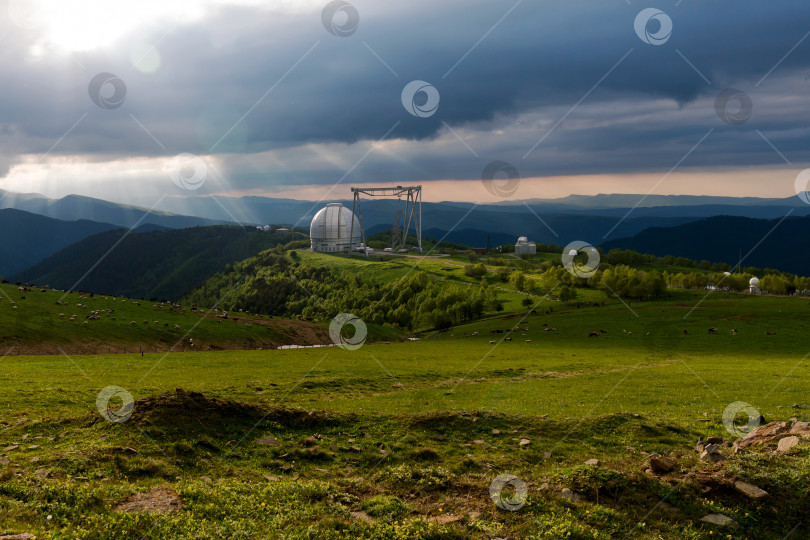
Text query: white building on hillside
515 236 536 255
310 203 363 253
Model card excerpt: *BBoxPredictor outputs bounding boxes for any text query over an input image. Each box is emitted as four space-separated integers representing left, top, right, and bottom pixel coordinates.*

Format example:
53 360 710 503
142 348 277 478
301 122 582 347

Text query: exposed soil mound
132 388 340 433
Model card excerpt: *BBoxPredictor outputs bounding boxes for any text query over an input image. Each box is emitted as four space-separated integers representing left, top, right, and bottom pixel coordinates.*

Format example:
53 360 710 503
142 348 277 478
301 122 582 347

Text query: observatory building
310 203 363 253
515 236 536 255
749 277 761 295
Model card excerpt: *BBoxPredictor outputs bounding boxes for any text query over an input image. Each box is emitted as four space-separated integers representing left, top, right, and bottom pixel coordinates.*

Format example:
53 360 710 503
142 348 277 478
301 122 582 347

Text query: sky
0 0 809 205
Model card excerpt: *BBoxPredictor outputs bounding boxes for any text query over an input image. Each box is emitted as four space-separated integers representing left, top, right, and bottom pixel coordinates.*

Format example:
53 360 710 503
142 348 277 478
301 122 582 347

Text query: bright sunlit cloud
7 0 324 52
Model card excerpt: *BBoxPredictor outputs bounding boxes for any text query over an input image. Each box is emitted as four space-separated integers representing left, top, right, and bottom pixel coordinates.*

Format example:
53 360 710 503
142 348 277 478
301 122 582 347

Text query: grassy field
2 285 809 538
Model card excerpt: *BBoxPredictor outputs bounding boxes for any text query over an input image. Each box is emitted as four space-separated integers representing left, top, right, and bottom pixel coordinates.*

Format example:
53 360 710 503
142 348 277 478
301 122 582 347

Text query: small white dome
749 277 760 286
310 203 362 253
517 236 528 244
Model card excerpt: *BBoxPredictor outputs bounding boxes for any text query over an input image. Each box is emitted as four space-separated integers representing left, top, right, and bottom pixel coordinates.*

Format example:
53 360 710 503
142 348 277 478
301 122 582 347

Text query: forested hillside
15 226 293 300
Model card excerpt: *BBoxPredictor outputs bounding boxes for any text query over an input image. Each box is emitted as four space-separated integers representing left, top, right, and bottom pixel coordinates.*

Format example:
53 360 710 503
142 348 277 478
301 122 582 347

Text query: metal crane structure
349 185 423 254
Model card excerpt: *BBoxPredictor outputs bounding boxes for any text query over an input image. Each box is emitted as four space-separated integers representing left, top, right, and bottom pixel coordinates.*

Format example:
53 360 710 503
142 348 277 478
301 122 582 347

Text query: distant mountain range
0 189 223 229
15 226 292 300
602 214 810 275
2 188 810 281
0 209 118 277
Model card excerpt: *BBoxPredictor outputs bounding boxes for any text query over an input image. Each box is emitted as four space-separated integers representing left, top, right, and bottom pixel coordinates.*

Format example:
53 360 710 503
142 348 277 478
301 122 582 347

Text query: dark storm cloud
0 0 809 186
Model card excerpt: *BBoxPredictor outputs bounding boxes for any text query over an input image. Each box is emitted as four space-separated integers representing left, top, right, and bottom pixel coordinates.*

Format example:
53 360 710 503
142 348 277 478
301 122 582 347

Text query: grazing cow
525 339 532 343
505 337 512 342
644 332 650 336
600 329 607 333
766 331 776 336
489 340 496 345
471 331 479 336
730 329 737 335
627 331 633 335
683 329 688 335
588 332 599 338
708 327 718 334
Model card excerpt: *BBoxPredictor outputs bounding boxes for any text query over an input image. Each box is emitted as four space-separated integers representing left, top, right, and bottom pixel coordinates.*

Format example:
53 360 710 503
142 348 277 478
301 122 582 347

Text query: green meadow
2 285 809 539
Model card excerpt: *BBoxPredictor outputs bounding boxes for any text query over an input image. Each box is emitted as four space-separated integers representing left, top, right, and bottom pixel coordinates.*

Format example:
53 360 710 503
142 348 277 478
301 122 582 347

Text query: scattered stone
0 534 37 540
0 457 9 465
519 439 530 446
473 439 486 445
790 421 810 438
559 488 582 502
279 465 293 472
349 446 362 452
33 469 50 480
649 455 677 473
430 514 462 525
777 436 800 453
491 429 500 435
199 476 212 483
21 434 28 441
468 511 481 520
115 485 184 514
256 436 280 447
72 476 89 482
584 458 600 466
4 445 19 452
700 513 738 528
700 445 726 463
624 446 636 453
263 475 279 482
737 421 791 448
540 451 552 459
26 445 38 450
705 436 723 444
734 481 768 500
350 511 373 522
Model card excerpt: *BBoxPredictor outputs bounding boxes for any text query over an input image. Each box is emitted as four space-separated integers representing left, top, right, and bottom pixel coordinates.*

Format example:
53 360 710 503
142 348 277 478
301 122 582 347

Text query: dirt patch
115 485 183 514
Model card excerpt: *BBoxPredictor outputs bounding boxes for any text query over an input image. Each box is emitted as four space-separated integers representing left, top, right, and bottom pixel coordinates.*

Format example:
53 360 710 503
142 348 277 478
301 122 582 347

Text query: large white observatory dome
749 277 761 287
310 203 362 253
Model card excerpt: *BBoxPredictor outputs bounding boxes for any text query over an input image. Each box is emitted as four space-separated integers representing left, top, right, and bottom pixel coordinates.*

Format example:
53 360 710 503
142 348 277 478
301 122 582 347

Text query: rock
737 421 791 448
649 456 677 473
559 488 582 502
468 511 481 520
33 469 50 479
584 458 600 466
349 446 362 452
705 436 723 444
734 481 768 500
733 446 748 455
0 534 37 540
263 475 279 482
624 446 636 453
519 439 530 446
26 445 38 450
790 421 810 438
777 435 800 453
540 451 552 459
256 436 280 447
695 443 705 453
115 485 183 514
491 429 500 435
700 448 726 463
350 511 373 522
700 513 738 528
430 514 462 525
199 476 212 483
4 445 19 452
279 465 293 472
473 439 486 445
